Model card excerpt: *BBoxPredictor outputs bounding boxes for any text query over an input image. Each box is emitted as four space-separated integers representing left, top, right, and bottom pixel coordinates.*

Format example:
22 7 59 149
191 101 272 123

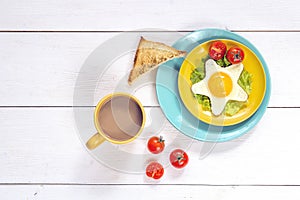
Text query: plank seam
0 183 300 186
0 30 300 33
0 106 298 108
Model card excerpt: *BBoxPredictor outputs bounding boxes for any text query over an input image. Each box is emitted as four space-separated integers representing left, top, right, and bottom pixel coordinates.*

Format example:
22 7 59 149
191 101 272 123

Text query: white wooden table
1 0 300 199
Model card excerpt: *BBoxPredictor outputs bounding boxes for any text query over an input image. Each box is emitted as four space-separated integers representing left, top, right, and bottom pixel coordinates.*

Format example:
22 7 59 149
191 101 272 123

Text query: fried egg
191 59 248 116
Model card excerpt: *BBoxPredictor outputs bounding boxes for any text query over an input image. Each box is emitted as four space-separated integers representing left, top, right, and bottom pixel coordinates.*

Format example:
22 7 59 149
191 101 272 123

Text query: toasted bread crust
128 37 186 85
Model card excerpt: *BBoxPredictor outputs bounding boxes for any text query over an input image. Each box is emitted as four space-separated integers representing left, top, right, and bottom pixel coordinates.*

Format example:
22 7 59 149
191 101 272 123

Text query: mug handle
86 133 106 150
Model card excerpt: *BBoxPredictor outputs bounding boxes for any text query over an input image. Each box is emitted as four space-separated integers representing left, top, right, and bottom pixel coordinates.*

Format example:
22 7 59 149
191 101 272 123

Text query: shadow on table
189 126 257 159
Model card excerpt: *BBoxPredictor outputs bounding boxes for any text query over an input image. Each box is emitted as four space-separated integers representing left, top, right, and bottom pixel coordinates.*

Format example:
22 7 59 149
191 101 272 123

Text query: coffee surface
96 95 143 141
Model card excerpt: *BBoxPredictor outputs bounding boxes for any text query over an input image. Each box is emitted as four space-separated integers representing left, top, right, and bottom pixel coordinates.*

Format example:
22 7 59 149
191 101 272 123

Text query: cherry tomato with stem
169 149 189 169
147 136 165 154
226 47 245 64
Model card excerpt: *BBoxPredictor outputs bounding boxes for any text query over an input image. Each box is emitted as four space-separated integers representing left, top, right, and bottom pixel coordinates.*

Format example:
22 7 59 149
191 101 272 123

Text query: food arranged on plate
81 29 270 175
178 38 266 126
191 40 252 116
128 37 186 85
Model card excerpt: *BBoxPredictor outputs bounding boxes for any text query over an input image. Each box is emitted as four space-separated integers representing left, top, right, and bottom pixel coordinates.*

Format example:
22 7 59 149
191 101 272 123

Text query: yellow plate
178 39 266 126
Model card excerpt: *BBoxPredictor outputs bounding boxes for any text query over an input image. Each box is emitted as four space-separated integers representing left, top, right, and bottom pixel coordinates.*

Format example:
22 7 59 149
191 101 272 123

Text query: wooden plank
0 0 299 31
0 32 182 107
0 32 299 107
1 185 300 200
0 107 299 184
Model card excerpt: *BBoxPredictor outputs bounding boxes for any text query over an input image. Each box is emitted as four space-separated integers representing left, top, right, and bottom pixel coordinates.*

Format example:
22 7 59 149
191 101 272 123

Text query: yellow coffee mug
86 93 146 150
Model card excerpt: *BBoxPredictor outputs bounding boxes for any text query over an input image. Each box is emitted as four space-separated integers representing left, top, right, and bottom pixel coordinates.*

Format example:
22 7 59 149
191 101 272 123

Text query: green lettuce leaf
216 56 231 67
238 70 252 95
224 101 247 116
194 94 211 111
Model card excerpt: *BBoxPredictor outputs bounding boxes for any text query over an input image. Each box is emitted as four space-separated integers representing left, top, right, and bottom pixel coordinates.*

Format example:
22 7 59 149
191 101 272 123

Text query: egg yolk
208 72 233 97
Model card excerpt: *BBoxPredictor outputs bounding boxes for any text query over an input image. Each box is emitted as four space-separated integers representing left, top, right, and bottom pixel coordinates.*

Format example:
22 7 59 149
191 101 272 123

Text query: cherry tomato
208 41 227 60
169 149 189 169
146 162 164 179
226 47 245 64
147 136 165 154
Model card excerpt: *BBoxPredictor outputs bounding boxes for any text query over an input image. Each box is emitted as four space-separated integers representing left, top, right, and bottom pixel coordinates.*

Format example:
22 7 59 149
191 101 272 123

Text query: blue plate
156 28 271 142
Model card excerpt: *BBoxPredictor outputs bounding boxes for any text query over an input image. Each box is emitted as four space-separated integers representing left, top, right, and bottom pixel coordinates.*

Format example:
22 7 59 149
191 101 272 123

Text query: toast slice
128 37 186 85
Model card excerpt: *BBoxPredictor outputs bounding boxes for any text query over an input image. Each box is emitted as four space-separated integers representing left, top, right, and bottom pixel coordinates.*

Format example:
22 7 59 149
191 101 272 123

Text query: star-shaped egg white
191 59 248 116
